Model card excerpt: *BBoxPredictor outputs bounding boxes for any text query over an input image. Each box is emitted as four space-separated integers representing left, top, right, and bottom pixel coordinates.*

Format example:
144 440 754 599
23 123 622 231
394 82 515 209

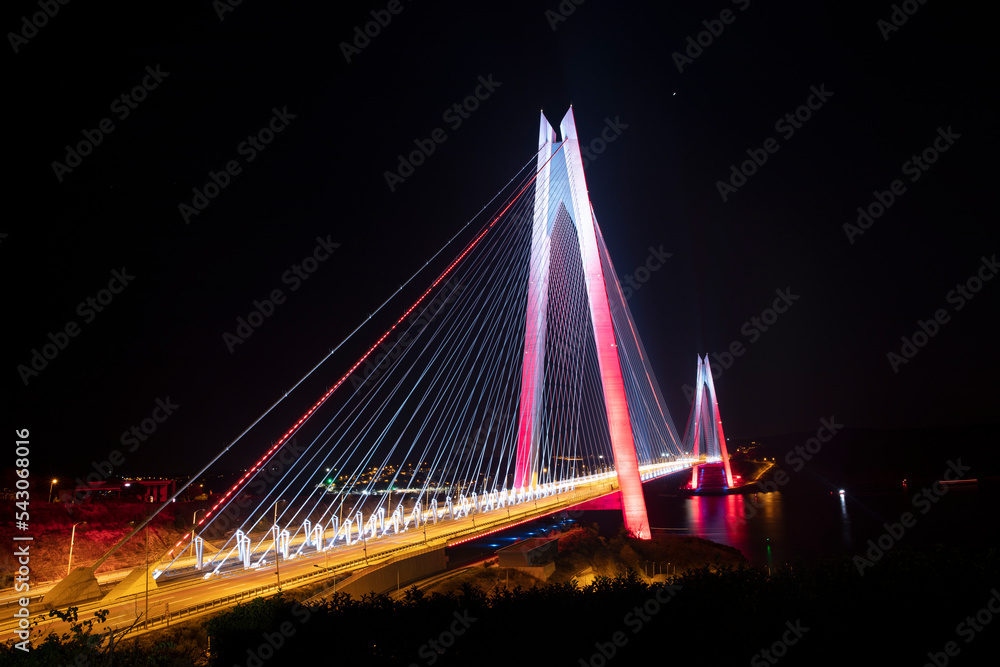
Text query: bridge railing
119 471 693 635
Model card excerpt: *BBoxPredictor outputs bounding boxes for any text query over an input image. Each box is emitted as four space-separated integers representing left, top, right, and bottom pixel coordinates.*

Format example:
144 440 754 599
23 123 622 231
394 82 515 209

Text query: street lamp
68 522 87 575
313 564 336 595
49 479 58 503
360 517 369 564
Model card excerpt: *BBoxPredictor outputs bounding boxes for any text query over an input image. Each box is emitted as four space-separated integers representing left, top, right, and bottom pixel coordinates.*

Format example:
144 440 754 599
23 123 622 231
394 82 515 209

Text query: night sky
7 0 997 481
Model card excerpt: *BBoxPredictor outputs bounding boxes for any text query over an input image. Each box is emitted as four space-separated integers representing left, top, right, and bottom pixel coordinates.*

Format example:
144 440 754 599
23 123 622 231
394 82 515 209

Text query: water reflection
648 483 986 567
680 492 787 566
839 491 851 542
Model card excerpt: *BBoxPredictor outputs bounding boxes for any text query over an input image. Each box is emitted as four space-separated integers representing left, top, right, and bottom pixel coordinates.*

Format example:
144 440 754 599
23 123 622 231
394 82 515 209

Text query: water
644 479 995 568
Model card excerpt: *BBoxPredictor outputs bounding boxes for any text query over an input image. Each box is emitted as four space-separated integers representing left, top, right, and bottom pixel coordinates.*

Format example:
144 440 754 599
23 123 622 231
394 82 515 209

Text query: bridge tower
514 109 651 539
683 356 735 489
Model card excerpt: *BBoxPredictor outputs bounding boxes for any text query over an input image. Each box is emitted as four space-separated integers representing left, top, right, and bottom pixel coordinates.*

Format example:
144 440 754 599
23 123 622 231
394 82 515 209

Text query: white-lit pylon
513 113 555 490
514 108 651 539
682 356 735 488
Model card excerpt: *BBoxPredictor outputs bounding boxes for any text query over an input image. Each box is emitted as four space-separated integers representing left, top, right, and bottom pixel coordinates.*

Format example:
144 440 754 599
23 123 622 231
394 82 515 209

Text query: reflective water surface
645 480 993 568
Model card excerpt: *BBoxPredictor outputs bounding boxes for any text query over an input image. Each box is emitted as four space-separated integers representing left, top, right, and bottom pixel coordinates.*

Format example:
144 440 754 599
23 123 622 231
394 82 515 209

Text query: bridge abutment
43 566 102 609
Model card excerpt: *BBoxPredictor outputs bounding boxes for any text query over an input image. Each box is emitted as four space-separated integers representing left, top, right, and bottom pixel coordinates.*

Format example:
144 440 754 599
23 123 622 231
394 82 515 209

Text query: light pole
273 499 286 591
360 518 368 564
68 522 87 575
313 564 336 595
49 479 58 503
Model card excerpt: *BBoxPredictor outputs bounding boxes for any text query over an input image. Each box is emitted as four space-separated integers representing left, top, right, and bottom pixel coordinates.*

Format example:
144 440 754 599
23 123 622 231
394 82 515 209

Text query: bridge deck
0 461 695 642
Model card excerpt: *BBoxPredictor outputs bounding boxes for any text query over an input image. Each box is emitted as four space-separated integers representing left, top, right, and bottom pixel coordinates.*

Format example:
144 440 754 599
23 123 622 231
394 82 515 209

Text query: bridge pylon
683 356 735 489
514 108 651 539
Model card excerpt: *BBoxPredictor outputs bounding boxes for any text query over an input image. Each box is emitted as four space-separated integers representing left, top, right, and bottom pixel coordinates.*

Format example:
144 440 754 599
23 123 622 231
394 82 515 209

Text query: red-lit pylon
682 356 734 488
514 109 651 539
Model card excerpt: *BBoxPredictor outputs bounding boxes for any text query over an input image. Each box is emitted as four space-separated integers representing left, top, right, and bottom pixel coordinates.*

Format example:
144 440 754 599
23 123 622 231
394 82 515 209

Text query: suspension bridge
38 109 736 622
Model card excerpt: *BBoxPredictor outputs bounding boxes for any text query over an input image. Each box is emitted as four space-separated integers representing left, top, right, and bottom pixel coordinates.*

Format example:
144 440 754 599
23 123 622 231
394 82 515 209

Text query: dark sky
7 0 997 481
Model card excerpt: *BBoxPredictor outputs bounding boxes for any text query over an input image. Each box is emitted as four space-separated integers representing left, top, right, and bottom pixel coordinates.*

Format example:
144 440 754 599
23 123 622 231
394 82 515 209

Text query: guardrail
128 534 441 633
126 489 604 632
0 594 43 609
25 477 674 637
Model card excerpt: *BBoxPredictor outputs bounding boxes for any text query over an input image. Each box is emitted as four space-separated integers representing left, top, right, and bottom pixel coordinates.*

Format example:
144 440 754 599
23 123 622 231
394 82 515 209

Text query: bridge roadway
0 461 694 644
